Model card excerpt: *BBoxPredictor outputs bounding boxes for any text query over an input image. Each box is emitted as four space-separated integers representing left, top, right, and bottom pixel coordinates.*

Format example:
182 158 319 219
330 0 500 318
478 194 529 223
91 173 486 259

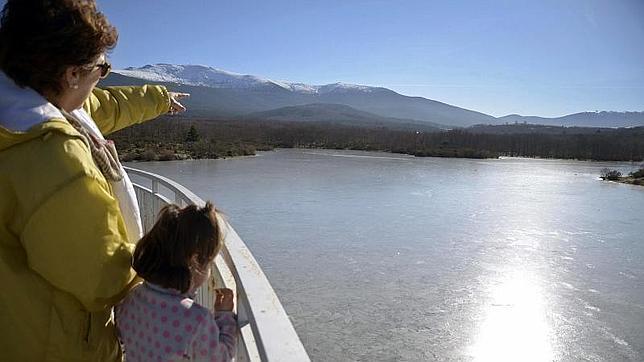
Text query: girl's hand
168 92 190 114
215 288 234 312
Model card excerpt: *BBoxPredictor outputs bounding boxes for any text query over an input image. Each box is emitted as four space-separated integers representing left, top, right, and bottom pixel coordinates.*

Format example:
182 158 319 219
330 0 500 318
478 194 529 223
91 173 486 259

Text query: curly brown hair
0 0 118 95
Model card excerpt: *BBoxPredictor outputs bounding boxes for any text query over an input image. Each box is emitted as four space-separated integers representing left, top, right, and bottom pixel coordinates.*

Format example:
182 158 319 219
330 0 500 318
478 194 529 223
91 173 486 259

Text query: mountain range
100 64 644 129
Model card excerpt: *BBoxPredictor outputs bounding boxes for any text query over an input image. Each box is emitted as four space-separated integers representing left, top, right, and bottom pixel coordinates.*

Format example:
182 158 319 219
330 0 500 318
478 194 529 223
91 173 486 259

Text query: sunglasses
94 61 111 79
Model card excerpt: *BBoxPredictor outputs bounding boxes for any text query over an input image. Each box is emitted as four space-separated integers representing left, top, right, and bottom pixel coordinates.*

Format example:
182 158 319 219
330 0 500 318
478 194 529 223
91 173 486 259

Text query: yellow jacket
0 82 170 361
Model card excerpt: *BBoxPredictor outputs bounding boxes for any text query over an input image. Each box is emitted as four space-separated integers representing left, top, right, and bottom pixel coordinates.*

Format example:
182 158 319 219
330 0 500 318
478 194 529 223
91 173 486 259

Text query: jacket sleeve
21 166 137 312
190 311 238 361
83 85 171 135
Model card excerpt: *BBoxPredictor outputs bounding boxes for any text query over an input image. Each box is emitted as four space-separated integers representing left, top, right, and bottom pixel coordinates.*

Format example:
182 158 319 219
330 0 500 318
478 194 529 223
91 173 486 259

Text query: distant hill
243 103 445 131
467 123 614 135
499 112 644 128
100 64 644 128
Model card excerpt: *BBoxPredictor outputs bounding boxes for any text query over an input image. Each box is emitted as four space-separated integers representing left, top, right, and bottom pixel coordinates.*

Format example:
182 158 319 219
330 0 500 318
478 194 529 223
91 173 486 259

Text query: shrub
629 168 644 178
157 149 176 161
600 168 622 181
140 149 158 161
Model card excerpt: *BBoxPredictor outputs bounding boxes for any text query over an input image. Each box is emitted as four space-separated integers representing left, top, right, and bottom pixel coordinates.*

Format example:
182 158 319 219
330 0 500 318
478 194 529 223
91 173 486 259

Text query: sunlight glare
470 270 553 362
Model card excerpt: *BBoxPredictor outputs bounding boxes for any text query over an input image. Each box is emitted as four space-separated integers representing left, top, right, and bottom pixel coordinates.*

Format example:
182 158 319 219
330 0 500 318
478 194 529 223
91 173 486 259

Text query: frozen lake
128 149 644 361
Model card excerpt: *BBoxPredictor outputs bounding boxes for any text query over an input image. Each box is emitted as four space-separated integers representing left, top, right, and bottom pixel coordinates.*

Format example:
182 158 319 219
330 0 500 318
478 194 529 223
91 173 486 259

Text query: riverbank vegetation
111 117 644 162
600 168 644 186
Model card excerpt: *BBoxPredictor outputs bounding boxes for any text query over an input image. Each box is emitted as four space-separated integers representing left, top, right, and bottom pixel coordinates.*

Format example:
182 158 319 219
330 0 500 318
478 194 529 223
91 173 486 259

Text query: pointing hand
168 92 190 114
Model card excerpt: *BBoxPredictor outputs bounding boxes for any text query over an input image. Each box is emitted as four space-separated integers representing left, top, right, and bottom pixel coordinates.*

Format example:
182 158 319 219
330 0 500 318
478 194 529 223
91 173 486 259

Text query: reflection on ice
470 270 553 361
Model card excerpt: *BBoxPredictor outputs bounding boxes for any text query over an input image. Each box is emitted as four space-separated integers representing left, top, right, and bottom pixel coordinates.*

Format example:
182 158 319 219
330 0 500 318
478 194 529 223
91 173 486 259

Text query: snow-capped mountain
105 64 493 127
115 64 378 94
104 64 644 128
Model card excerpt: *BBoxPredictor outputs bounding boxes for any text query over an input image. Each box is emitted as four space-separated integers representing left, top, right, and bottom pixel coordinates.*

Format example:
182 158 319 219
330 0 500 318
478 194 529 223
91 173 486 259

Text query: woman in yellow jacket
0 0 187 360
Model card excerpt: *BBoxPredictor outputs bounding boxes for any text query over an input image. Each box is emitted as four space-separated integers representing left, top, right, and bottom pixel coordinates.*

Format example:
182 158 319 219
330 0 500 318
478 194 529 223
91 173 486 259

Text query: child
115 202 237 361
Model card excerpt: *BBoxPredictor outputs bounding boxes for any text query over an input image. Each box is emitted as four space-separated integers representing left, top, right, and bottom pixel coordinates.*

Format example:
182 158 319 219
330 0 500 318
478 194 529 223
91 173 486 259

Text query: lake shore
614 176 644 186
117 144 497 162
600 168 644 186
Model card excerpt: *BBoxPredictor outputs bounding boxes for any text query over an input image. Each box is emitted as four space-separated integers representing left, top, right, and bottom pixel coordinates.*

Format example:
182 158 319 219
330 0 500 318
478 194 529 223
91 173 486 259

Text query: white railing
124 166 310 362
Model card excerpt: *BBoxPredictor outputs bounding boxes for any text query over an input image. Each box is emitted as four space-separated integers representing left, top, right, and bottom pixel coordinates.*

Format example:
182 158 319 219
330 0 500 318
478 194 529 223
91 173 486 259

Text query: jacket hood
0 71 79 151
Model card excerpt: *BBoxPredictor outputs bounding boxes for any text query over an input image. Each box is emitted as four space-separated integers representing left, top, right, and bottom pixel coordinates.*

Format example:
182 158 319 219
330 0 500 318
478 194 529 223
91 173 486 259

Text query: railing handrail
124 166 310 362
124 167 202 206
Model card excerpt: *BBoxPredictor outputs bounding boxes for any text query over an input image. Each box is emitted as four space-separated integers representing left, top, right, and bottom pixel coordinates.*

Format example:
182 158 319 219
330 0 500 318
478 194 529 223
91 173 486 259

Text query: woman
0 0 188 360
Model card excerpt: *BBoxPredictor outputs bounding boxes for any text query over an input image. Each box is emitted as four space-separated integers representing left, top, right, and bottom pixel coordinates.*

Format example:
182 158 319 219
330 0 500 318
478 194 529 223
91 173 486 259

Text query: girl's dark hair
0 0 118 95
133 202 224 294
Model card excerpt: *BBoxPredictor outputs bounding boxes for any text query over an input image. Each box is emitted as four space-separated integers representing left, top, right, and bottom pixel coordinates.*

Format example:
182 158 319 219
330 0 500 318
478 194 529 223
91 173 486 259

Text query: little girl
115 202 237 361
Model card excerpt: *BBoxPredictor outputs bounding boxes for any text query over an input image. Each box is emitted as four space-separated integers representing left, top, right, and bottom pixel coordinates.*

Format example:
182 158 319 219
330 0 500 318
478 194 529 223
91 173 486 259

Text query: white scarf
71 108 144 243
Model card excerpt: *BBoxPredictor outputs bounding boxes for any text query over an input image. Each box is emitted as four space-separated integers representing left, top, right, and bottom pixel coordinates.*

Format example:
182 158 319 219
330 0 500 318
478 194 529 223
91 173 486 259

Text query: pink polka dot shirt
115 282 237 361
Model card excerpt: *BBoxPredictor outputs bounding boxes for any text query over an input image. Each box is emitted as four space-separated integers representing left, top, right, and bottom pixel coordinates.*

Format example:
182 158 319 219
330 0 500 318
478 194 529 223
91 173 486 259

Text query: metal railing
124 166 310 362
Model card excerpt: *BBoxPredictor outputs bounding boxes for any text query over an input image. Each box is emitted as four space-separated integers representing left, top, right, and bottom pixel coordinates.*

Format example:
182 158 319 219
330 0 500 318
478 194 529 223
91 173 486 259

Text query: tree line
110 117 644 162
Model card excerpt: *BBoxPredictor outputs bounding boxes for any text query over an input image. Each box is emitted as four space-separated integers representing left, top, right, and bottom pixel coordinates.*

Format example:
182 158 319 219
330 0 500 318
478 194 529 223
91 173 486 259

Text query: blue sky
40 1 644 117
